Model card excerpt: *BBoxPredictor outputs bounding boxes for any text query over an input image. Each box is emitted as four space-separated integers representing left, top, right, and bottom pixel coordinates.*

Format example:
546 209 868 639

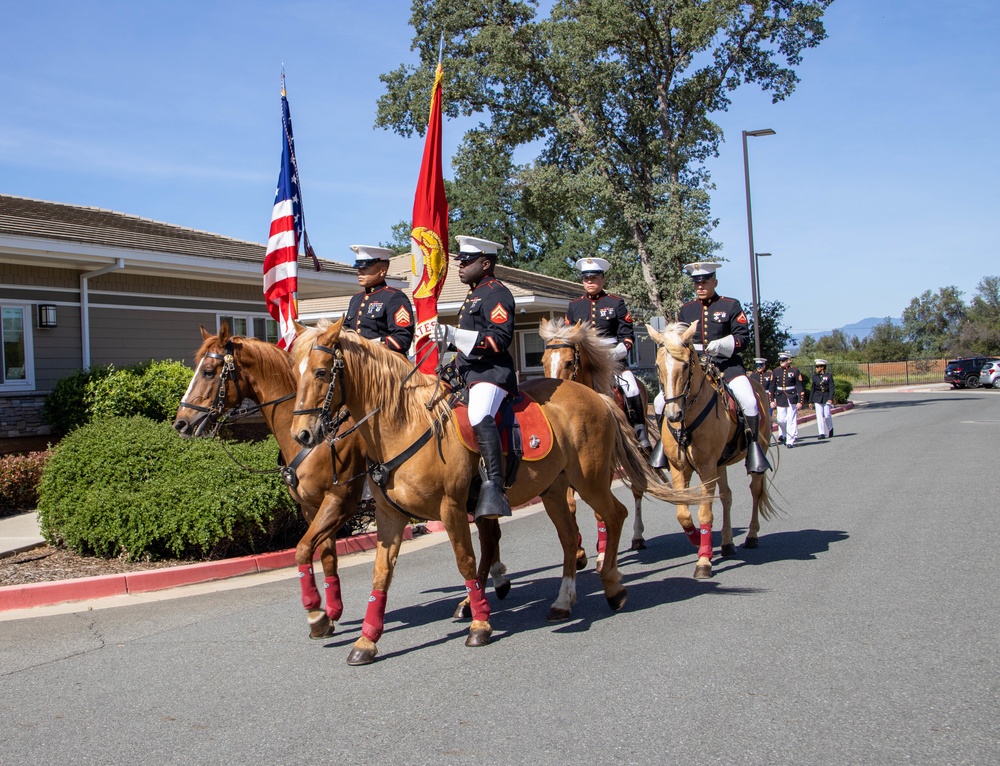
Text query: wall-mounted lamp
38 304 58 329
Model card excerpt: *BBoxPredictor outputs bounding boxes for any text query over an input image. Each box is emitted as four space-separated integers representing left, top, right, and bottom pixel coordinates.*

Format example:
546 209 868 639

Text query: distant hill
789 316 902 348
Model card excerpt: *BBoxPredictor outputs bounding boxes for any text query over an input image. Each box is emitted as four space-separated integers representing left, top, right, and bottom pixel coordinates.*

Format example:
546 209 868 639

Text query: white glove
705 335 735 358
611 342 628 360
435 323 457 345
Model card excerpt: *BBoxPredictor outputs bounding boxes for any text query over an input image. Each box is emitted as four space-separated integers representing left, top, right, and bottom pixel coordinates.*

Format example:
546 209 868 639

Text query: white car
980 360 1000 389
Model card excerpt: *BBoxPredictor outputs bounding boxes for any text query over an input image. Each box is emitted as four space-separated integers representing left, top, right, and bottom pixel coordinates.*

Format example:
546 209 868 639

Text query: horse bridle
177 341 250 437
661 347 717 462
544 341 580 380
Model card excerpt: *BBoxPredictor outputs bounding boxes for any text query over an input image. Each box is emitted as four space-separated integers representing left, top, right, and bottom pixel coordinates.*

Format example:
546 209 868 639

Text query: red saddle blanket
452 391 553 461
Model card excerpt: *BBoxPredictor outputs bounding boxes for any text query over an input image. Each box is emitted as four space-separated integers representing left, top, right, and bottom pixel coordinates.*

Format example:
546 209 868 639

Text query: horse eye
202 368 214 379
314 368 328 380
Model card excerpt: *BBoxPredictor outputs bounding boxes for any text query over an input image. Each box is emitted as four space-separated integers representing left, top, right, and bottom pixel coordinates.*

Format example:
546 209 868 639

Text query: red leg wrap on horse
596 522 608 554
465 579 491 623
698 523 713 560
361 589 388 643
577 532 583 548
684 526 700 547
323 576 343 621
298 565 321 611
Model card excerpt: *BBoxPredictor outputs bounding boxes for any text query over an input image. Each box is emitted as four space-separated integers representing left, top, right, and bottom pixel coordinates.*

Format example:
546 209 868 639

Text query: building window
218 315 279 344
1 305 31 388
518 329 545 371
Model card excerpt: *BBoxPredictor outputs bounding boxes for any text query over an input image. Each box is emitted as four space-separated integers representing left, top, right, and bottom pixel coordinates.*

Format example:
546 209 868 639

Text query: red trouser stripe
698 523 713 560
361 589 388 642
465 579 491 623
324 575 343 621
298 565 321 611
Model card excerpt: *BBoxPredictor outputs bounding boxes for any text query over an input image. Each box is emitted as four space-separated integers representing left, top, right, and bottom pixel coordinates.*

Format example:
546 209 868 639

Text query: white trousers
815 401 833 437
653 390 665 416
727 374 758 417
615 369 640 398
467 382 507 425
775 404 798 444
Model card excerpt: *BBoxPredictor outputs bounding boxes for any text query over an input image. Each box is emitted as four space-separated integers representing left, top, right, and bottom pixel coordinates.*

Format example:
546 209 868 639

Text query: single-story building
0 194 377 442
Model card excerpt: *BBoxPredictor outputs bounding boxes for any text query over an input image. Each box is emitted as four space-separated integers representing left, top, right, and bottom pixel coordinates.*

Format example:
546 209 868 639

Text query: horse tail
602 395 708 506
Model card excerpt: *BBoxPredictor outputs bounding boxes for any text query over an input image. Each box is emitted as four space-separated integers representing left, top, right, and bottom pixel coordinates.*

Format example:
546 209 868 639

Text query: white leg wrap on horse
467 382 507 425
616 369 640 398
728 374 758 416
553 576 577 611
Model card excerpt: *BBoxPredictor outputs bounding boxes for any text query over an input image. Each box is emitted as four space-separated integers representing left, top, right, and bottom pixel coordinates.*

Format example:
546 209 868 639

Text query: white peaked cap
778 352 792 360
455 236 503 255
683 262 722 277
815 358 829 366
574 257 611 274
350 244 395 264
753 357 767 364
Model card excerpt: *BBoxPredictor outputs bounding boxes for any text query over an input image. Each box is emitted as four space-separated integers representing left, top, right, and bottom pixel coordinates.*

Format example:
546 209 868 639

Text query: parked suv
980 360 1000 389
945 357 998 388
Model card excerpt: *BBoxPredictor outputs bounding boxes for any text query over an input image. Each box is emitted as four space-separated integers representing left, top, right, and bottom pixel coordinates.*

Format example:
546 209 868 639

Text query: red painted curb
0 574 128 611
126 557 261 594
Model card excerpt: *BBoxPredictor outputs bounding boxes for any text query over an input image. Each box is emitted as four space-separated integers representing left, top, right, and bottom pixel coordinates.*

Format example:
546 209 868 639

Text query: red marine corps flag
410 50 449 373
263 71 320 351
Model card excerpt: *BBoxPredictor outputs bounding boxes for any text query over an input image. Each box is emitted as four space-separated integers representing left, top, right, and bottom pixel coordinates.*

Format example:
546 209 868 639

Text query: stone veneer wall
0 392 51 438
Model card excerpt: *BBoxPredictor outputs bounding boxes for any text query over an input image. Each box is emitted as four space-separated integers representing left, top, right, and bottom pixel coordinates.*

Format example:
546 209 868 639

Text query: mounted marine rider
344 244 415 355
565 257 652 450
435 236 517 521
674 262 770 475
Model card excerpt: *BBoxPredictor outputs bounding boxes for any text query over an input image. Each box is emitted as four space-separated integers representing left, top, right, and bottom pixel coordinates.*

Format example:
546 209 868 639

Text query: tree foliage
377 0 833 317
742 299 792 367
902 286 966 357
860 318 911 363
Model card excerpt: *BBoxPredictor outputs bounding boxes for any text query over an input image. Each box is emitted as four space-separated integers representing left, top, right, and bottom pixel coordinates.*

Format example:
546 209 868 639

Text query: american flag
263 74 318 350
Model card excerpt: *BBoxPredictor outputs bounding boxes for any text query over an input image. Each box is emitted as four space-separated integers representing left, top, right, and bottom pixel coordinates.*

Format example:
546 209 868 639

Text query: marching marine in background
566 257 652 450
675 262 770 474
436 236 517 520
752 357 775 406
810 358 835 439
773 352 805 447
345 245 415 355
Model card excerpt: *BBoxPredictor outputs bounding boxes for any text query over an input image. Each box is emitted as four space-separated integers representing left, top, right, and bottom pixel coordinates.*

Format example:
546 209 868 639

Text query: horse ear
681 321 699 344
645 324 663 345
294 320 308 334
200 325 212 341
218 321 230 343
322 315 345 342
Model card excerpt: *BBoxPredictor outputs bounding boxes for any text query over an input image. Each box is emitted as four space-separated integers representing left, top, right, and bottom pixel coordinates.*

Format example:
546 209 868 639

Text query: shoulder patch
735 311 748 324
624 310 632 322
394 306 412 326
490 304 510 324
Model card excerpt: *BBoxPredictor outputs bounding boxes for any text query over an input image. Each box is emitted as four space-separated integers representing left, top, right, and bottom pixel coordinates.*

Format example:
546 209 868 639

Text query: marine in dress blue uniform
437 236 516 520
752 357 776 410
810 358 835 439
675 262 770 474
345 245 415 355
773 352 805 447
565 256 651 450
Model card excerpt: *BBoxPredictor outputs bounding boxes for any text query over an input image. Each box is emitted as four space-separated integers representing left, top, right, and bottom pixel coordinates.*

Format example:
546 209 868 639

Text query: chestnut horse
539 318 651 563
173 324 511 639
646 322 778 579
290 318 700 664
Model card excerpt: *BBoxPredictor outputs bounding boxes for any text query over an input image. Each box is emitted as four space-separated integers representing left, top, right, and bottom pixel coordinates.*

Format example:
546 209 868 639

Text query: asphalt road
1 389 998 765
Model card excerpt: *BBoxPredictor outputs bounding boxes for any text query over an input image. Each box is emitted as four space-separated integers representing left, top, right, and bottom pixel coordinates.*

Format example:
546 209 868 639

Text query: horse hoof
606 589 627 611
547 606 572 622
346 647 377 666
575 550 588 571
495 580 511 600
466 627 492 647
693 563 713 579
743 537 759 549
453 601 472 620
631 538 646 551
720 543 737 557
595 554 605 574
308 615 336 640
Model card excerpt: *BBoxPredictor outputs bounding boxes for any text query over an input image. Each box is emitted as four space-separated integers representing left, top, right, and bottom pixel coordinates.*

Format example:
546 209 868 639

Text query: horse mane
539 317 619 396
294 319 448 426
659 322 694 361
195 331 296 391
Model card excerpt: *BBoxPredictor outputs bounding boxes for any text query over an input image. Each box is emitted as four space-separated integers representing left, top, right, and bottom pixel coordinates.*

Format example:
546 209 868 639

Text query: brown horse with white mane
646 321 778 579
290 317 701 664
539 318 652 563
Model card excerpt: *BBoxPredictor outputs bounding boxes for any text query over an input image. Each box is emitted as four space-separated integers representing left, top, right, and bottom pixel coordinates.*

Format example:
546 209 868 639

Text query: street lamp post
754 252 771 319
743 128 775 359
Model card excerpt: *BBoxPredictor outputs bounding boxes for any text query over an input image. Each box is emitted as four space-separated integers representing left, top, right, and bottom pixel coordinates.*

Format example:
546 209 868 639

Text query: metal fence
828 358 946 389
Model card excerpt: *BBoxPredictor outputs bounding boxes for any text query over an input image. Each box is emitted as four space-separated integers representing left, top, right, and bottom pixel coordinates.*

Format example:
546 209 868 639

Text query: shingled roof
300 254 583 317
0 193 354 275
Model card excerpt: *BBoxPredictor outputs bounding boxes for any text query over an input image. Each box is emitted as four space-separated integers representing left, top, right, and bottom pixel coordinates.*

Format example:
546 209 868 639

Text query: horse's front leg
565 486 588 571
541 475 586 621
693 469 718 579
671 465 700 548
295 495 351 640
630 489 646 550
718 468 737 556
437 497 493 647
454 518 510 620
346 504 407 666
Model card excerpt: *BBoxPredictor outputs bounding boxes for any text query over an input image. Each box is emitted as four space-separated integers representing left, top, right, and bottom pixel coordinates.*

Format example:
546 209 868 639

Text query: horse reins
663 349 718 464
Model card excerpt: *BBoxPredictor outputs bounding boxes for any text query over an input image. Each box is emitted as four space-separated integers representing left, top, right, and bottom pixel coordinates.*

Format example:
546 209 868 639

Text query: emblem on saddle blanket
452 392 553 460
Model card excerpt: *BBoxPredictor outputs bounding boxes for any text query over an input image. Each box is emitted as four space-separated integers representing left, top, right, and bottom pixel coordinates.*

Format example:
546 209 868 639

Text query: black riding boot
625 394 652 451
743 414 772 475
648 413 668 469
472 420 512 520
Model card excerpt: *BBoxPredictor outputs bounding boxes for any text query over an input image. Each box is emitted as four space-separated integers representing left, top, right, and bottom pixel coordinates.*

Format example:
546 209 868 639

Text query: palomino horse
290 318 699 665
539 318 651 562
173 324 511 638
646 321 778 579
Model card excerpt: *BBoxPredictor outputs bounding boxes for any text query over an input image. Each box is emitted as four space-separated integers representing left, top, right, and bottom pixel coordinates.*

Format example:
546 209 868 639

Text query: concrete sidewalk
0 511 45 558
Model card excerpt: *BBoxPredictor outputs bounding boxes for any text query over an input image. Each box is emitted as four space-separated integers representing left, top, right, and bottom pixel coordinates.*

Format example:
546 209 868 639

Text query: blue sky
2 1 998 335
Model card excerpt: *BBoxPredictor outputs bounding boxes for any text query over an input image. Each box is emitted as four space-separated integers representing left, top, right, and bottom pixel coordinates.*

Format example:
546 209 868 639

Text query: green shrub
41 366 114 435
0 451 51 516
88 359 193 422
37 416 301 561
833 378 853 404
